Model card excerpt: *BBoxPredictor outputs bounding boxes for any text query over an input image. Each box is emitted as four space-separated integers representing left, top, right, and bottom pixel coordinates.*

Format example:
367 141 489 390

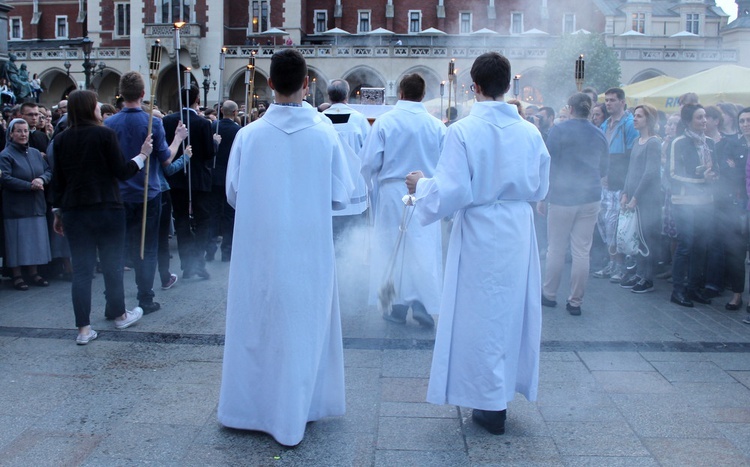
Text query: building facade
4 0 748 112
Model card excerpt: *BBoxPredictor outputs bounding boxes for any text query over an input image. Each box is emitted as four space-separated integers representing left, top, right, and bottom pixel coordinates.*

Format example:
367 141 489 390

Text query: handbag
616 207 649 256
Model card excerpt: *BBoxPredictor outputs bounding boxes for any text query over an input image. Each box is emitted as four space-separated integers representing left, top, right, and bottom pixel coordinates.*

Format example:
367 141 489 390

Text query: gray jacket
0 142 52 219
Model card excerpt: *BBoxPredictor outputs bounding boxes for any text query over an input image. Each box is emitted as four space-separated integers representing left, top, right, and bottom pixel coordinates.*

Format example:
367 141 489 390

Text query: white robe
219 104 354 446
414 101 550 410
360 100 446 314
324 103 370 217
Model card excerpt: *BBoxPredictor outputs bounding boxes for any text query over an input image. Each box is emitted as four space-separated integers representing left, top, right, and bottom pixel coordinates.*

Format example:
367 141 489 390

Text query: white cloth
360 100 446 314
414 101 550 410
219 104 354 446
324 103 371 216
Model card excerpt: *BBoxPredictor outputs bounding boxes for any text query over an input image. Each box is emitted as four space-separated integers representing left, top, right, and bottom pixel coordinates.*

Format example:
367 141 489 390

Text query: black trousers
170 188 211 274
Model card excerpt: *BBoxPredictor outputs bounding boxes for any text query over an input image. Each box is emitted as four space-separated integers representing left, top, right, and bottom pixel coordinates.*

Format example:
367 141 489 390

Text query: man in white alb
360 73 446 327
218 49 354 447
406 52 550 435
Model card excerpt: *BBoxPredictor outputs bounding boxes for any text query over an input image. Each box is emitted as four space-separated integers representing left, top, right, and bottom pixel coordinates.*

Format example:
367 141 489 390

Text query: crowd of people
2 48 749 448
535 86 750 322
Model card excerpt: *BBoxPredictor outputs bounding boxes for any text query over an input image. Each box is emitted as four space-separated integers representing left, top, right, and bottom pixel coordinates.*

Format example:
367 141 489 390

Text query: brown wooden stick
140 41 162 259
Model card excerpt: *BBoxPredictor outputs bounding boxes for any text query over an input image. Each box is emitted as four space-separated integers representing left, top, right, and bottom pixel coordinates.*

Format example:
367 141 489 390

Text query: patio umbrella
419 27 446 46
323 27 350 45
260 27 288 45
602 75 678 107
470 28 498 46
629 65 750 111
367 27 395 45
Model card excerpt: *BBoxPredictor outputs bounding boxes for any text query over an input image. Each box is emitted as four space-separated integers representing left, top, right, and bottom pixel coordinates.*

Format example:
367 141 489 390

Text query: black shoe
472 409 506 435
687 290 712 305
195 268 211 280
725 298 743 311
670 291 694 308
382 305 407 324
541 295 557 308
566 303 581 316
139 301 161 315
620 274 641 289
702 287 721 299
411 303 435 327
631 279 654 294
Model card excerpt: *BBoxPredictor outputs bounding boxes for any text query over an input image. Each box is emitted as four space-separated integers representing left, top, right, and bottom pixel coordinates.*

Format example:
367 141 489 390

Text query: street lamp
64 60 71 77
201 65 211 106
513 75 520 99
81 36 94 90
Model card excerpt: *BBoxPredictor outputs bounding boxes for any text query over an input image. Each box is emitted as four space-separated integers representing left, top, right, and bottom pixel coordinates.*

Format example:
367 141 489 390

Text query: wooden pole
140 40 163 259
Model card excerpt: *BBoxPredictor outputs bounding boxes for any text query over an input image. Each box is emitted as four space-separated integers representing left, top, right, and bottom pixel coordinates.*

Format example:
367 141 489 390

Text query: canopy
597 76 678 107
629 65 750 112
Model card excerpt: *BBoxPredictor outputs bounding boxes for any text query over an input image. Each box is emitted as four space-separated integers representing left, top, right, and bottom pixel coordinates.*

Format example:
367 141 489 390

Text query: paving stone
547 420 649 457
709 354 750 371
669 382 750 407
649 360 736 383
380 401 457 418
578 351 653 371
592 370 674 394
344 349 382 368
561 456 659 466
125 382 218 426
376 417 463 451
375 449 469 466
381 349 433 378
610 393 725 438
642 437 750 466
730 370 750 388
380 377 429 403
539 360 597 384
714 422 750 459
466 435 561 465
89 422 200 461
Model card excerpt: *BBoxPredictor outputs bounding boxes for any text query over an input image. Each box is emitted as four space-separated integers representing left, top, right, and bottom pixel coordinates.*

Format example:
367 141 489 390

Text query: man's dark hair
270 49 307 96
119 71 145 102
470 52 511 99
180 84 200 107
604 87 625 101
568 93 592 119
20 102 37 115
539 106 555 120
327 79 349 104
399 73 426 102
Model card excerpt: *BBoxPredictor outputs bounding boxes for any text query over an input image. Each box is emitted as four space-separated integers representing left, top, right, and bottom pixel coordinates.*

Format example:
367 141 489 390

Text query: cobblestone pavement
1 236 749 466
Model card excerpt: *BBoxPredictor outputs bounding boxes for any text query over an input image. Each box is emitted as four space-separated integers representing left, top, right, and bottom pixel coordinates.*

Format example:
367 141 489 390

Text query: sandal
31 275 49 287
12 276 29 291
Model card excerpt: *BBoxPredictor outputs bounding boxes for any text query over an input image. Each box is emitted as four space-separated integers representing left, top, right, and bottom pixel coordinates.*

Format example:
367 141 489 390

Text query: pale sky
716 0 738 22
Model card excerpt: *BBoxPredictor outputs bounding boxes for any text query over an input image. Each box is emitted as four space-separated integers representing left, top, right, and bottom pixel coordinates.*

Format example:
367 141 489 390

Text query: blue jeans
672 204 712 294
62 208 127 328
124 193 161 305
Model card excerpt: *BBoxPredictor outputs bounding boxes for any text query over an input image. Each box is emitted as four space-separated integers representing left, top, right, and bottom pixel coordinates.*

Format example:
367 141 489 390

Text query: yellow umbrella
598 76 677 107
628 65 750 112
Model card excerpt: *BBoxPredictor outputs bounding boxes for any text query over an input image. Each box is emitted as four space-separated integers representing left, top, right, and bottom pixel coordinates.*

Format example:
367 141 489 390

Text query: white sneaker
76 329 98 345
114 307 143 330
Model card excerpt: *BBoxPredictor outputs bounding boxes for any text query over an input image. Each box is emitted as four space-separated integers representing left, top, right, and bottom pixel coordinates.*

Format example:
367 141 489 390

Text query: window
459 12 472 34
162 0 192 24
511 12 523 34
631 12 645 33
686 13 700 34
563 13 575 34
115 3 130 37
250 1 269 33
56 16 68 39
409 10 421 34
314 10 327 34
9 17 21 40
358 10 371 33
